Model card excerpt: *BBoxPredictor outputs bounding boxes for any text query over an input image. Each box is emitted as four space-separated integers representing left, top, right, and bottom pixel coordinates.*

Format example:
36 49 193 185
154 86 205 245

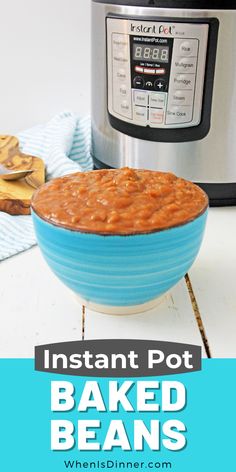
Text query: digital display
133 44 169 63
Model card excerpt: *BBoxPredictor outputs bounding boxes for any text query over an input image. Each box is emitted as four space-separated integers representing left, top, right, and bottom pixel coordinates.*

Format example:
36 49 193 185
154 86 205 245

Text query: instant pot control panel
106 17 218 142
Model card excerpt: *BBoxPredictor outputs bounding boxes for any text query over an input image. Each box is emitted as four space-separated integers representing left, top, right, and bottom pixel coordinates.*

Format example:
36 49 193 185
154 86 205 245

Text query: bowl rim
31 204 208 237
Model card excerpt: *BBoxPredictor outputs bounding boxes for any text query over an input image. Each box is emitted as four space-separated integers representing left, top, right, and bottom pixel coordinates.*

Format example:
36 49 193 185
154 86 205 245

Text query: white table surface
0 207 235 359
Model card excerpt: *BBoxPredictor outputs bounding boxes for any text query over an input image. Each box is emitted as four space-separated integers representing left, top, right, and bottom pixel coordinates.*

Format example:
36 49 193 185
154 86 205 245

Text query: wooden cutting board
0 135 45 215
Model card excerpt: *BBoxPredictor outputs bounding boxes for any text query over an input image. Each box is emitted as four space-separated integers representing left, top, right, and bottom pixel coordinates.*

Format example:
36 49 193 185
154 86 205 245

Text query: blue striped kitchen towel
0 111 93 261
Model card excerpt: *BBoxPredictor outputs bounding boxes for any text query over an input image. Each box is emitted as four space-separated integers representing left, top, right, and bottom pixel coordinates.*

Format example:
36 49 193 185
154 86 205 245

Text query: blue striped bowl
32 207 208 315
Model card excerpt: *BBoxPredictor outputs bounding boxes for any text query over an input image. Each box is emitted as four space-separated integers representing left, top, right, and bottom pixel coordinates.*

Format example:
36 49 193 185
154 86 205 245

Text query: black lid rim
92 0 236 10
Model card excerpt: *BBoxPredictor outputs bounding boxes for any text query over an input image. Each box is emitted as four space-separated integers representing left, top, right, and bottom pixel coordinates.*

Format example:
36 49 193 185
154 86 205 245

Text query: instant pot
91 0 236 205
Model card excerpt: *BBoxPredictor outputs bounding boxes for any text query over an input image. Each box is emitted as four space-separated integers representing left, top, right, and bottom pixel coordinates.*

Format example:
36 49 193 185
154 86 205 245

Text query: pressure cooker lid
93 0 235 9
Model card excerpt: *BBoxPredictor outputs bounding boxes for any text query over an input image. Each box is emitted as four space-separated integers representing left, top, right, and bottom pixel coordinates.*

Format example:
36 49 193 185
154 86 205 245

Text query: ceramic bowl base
73 294 165 316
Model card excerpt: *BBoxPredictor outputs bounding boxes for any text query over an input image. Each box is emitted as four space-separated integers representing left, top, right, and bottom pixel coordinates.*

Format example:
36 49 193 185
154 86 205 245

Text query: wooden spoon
0 164 35 181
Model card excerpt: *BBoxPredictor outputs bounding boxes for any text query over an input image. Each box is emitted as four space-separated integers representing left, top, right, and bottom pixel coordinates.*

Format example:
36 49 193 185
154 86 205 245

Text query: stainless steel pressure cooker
91 0 236 205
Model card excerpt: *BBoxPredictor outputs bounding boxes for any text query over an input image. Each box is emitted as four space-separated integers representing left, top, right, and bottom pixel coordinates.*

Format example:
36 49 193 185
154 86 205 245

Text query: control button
173 74 195 90
149 92 166 109
116 68 128 81
155 68 166 75
146 81 153 89
112 34 128 50
134 90 148 107
166 106 192 125
133 76 145 89
120 100 131 116
119 84 127 96
173 57 197 74
134 105 148 123
170 90 194 106
154 79 167 91
114 96 132 119
178 39 198 57
149 108 164 125
113 52 129 63
135 66 144 73
144 68 156 75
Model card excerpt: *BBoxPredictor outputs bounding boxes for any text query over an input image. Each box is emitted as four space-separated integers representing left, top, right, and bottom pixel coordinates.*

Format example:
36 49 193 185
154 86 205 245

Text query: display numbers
133 45 169 63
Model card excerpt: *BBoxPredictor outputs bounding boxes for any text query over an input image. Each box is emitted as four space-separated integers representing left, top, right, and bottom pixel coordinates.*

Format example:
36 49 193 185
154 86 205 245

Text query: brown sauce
31 168 208 234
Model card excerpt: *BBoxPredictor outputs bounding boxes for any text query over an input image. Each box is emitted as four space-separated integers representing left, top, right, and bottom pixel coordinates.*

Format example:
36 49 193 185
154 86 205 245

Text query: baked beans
31 168 208 234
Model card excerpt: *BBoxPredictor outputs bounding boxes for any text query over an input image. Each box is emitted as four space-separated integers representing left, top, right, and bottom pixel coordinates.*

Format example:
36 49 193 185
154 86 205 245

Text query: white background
0 0 91 133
